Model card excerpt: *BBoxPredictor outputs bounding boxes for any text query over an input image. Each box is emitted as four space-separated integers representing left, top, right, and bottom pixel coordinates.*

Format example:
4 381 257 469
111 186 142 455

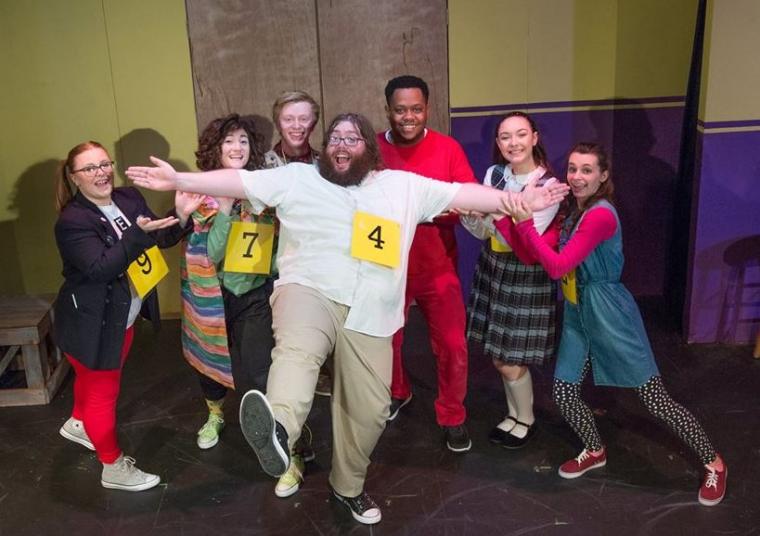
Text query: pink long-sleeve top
494 206 617 280
493 216 561 265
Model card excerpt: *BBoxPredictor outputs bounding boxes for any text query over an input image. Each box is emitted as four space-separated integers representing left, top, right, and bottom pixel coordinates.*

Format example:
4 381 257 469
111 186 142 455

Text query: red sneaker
558 448 607 479
698 459 727 506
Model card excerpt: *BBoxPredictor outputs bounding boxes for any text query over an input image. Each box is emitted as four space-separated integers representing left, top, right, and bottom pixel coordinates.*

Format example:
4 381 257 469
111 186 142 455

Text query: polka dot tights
552 360 716 465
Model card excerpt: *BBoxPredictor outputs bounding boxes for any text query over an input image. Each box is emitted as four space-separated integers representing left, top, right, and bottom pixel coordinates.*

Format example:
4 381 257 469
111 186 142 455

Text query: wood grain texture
316 0 449 133
185 0 449 147
185 0 323 147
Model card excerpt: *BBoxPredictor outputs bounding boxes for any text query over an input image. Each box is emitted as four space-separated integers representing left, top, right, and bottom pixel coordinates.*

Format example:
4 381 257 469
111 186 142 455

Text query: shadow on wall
115 128 191 213
693 235 760 344
247 114 275 153
115 128 191 316
2 159 64 296
591 100 679 297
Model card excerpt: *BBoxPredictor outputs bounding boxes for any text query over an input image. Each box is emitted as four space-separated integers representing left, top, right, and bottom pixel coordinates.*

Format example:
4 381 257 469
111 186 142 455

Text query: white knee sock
496 375 519 432
507 370 535 438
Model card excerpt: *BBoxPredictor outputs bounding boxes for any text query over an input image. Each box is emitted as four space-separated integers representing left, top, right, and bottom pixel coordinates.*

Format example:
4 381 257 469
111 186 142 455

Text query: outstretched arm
505 197 617 279
447 181 569 214
127 157 247 198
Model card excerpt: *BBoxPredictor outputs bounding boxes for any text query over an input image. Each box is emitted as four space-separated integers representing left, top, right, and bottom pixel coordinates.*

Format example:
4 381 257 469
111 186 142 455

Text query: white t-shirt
98 203 142 328
239 163 461 336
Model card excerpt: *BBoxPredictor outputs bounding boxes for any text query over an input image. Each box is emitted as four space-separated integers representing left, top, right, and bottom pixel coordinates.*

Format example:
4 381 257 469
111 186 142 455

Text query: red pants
392 269 468 426
66 327 134 464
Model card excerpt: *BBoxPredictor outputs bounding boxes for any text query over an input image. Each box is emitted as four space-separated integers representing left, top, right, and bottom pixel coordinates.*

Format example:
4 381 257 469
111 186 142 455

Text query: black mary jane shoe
488 417 518 444
498 420 537 450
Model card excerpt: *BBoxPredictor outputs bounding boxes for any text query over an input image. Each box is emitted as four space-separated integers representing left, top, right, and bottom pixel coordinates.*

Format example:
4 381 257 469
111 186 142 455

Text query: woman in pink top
498 142 726 507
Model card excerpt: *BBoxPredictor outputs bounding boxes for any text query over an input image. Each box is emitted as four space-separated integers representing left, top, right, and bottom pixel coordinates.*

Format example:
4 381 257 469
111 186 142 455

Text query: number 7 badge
223 221 275 274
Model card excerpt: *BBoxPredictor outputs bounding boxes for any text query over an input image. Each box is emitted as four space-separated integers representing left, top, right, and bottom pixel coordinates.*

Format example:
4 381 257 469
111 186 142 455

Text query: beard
318 151 374 187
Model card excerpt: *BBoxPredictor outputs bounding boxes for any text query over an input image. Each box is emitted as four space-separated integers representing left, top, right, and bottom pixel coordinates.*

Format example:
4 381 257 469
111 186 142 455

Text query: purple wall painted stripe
452 104 685 301
451 96 685 114
686 129 760 344
697 118 760 129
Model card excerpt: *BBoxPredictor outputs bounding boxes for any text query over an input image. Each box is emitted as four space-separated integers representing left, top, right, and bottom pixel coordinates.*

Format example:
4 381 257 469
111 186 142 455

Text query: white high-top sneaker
59 417 95 451
101 455 160 491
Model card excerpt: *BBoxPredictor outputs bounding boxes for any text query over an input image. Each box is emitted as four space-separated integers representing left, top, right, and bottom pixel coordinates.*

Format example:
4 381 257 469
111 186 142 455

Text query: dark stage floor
1 300 758 535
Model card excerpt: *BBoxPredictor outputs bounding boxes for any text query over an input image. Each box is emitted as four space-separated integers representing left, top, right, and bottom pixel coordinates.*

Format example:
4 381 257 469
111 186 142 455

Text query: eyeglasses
71 161 115 177
327 135 365 147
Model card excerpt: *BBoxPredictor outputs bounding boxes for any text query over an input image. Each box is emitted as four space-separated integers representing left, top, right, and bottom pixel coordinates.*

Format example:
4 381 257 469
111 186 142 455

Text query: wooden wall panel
185 0 322 147
316 0 449 133
185 0 449 147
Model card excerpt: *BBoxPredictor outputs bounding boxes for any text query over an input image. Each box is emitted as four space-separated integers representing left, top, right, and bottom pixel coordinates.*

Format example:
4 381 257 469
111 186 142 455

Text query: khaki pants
267 283 392 496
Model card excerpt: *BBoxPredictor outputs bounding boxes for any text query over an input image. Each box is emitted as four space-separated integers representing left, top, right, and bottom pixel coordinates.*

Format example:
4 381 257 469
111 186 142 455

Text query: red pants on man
391 268 468 426
66 326 134 464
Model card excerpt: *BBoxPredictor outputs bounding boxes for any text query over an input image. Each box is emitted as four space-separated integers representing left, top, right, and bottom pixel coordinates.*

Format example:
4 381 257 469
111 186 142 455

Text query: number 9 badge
127 246 169 298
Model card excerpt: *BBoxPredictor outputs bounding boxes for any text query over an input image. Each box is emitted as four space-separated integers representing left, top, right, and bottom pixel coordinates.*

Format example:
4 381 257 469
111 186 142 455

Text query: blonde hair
271 90 320 127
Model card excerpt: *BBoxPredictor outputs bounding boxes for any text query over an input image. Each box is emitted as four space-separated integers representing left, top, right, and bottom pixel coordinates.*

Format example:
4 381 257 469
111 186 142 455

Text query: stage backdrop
686 0 760 343
185 0 449 145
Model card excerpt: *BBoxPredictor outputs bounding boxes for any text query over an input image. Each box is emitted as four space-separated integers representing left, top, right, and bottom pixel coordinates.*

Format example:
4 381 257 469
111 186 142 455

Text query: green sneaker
197 413 225 449
274 454 305 498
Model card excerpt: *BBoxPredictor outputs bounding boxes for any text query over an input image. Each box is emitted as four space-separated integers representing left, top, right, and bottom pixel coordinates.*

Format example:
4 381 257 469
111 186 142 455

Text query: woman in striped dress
462 111 560 449
181 114 274 450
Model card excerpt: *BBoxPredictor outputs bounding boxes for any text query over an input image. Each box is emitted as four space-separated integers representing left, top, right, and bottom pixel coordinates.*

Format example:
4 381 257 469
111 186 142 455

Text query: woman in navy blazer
53 140 200 491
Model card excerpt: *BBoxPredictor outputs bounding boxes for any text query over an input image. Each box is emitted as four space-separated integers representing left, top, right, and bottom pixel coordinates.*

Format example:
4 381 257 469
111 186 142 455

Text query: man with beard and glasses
378 75 477 452
126 113 569 525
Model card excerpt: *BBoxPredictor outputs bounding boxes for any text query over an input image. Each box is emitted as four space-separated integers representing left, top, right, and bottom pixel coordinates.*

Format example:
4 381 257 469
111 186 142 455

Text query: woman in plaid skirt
461 112 561 449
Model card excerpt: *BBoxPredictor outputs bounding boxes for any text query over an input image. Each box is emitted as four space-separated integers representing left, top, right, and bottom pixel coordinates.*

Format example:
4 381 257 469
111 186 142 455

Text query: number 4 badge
350 211 401 268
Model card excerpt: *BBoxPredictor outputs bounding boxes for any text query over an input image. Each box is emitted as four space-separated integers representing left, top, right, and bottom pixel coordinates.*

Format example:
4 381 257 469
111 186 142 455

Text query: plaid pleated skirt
467 248 557 365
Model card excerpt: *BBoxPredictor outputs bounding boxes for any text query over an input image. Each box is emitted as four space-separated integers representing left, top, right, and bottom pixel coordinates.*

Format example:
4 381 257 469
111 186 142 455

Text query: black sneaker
332 488 382 524
239 390 289 477
443 423 472 452
293 423 315 463
386 393 413 421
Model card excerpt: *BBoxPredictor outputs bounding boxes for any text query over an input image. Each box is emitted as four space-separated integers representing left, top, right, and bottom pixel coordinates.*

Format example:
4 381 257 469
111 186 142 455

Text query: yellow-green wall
0 0 197 314
699 0 760 122
448 0 697 107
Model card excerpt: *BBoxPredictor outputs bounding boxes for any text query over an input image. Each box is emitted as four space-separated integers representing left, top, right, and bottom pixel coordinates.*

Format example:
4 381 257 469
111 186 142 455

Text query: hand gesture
136 215 179 232
126 156 178 191
522 177 570 211
175 191 204 219
503 194 533 223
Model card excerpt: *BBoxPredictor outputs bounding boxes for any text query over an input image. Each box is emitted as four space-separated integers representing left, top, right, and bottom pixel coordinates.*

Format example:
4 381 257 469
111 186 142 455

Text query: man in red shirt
378 75 477 452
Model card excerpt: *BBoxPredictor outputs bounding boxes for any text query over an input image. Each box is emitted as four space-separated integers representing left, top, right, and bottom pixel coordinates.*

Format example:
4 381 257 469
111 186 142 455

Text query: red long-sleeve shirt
495 207 617 279
378 129 477 277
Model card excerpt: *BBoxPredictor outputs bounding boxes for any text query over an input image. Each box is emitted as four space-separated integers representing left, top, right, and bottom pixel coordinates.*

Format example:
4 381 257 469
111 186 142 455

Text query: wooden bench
0 295 69 406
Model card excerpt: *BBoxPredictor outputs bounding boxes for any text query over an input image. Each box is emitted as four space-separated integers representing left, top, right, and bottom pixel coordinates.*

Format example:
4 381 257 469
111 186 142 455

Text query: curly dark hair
195 114 265 171
384 75 429 104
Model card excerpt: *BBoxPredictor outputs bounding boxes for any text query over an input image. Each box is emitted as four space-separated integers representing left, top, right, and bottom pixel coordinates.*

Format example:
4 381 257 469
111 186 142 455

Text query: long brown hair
569 142 614 208
55 141 108 212
195 114 265 171
493 111 551 174
561 142 615 225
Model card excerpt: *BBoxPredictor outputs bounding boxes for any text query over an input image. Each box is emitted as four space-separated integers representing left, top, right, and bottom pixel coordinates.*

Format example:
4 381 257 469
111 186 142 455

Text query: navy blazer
54 187 189 369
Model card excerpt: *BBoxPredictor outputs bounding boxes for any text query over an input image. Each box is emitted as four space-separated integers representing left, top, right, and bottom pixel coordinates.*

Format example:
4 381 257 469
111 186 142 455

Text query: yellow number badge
223 221 275 274
350 211 401 268
127 246 169 299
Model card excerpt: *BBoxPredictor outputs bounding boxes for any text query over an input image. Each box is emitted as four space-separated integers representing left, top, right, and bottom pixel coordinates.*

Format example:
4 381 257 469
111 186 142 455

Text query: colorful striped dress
180 198 233 388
